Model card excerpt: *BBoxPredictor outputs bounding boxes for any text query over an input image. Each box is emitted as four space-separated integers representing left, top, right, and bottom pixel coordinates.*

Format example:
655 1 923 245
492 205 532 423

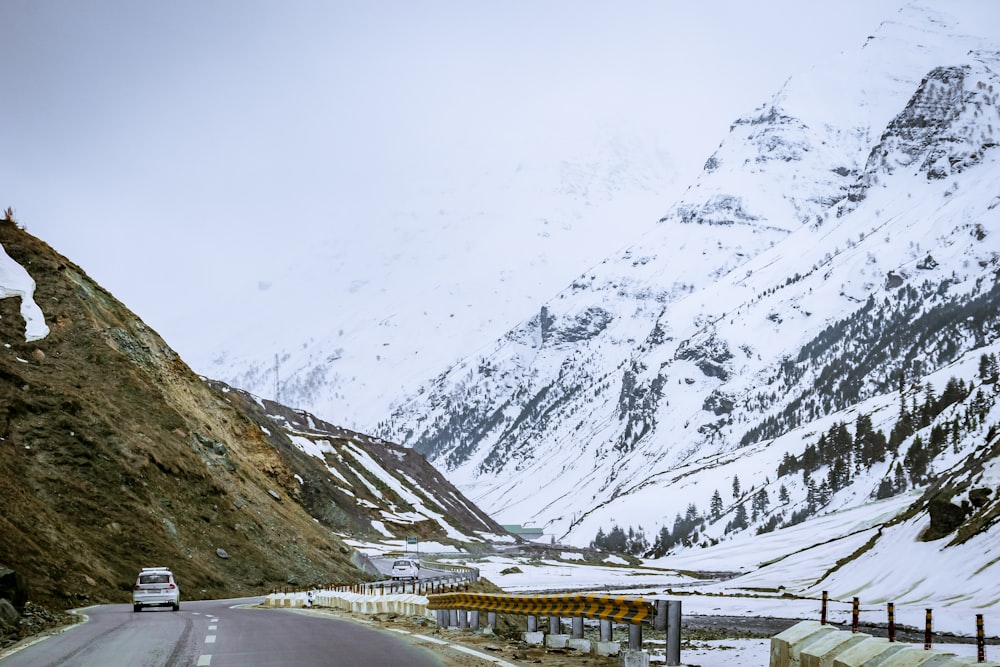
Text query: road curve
0 597 443 667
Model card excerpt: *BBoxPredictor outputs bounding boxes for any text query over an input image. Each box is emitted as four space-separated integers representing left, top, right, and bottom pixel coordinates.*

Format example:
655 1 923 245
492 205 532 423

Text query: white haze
3 0 900 428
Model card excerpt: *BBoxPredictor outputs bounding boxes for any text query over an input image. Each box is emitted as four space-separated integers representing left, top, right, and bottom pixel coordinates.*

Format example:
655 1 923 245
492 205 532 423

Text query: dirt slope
0 219 368 608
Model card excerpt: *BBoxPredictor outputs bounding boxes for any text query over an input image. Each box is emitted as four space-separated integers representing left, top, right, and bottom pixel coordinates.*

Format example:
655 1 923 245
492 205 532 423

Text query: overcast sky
1 0 902 362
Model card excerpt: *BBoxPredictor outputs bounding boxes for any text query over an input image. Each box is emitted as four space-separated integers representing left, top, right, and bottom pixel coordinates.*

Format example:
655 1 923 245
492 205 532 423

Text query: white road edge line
0 605 95 661
448 643 518 666
387 628 517 666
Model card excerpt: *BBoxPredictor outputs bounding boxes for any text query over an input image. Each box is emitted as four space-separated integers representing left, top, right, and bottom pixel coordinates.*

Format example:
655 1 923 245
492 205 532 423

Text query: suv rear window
139 573 170 584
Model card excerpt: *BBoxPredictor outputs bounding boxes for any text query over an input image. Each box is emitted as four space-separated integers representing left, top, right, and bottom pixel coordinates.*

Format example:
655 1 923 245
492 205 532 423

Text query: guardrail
263 558 682 664
427 591 653 622
427 591 682 664
267 561 480 597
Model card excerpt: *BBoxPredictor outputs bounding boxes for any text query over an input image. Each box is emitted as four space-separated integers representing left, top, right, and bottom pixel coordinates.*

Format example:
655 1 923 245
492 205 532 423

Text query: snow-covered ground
346 533 996 666
347 478 1000 657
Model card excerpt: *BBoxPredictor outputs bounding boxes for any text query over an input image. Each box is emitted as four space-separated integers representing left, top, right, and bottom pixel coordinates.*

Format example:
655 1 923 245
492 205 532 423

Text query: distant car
132 567 180 612
391 559 420 581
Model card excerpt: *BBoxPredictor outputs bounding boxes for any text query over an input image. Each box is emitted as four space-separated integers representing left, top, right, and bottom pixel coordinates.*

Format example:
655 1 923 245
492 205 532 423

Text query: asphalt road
0 597 443 667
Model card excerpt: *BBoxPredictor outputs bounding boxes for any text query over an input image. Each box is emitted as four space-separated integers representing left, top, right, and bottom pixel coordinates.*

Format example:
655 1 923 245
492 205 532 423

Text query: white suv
390 558 420 581
132 567 180 612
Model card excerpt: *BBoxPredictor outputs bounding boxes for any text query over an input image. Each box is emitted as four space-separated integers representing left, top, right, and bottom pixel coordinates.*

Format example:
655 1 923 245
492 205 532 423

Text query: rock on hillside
0 218 500 609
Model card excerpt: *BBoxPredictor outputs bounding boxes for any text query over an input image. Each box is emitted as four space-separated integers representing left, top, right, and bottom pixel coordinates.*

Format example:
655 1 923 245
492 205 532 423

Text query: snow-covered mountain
374 0 1000 583
201 129 679 429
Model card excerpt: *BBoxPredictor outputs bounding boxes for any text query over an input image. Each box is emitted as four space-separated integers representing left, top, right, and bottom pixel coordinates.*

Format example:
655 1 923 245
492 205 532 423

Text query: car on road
390 558 420 581
132 567 180 612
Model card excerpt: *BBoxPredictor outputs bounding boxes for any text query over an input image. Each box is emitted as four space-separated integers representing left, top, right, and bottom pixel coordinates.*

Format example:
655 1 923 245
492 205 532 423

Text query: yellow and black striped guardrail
426 591 654 624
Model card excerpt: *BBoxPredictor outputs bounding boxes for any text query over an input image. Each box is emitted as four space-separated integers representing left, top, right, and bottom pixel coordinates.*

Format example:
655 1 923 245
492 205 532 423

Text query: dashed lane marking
197 655 212 666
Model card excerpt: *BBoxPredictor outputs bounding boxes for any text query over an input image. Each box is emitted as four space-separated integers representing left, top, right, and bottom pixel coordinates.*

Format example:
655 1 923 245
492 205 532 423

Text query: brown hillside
0 219 367 609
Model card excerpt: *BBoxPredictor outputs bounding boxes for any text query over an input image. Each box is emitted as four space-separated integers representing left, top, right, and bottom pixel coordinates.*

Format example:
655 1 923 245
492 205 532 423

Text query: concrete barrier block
594 640 620 656
934 657 998 667
619 648 651 667
523 631 545 645
568 638 591 652
546 634 570 649
833 637 909 667
771 621 839 667
879 648 951 667
801 631 871 667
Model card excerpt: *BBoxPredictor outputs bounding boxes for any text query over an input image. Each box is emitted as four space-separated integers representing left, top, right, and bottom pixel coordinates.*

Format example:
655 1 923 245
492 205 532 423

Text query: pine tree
806 478 818 510
778 484 789 504
652 525 671 557
893 462 907 492
979 353 998 384
591 528 606 550
732 475 741 499
818 480 832 505
752 488 770 517
778 452 798 477
801 443 820 474
726 503 748 533
905 435 929 481
710 490 723 519
832 422 853 460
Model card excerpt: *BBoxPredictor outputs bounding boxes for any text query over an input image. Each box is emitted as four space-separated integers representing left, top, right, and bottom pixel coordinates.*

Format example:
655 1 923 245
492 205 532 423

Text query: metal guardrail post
666 600 682 667
488 611 497 629
978 614 986 663
450 610 459 628
470 611 479 630
629 623 642 650
549 616 561 635
459 610 468 629
653 600 667 631
572 617 584 639
527 615 538 632
600 619 612 642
